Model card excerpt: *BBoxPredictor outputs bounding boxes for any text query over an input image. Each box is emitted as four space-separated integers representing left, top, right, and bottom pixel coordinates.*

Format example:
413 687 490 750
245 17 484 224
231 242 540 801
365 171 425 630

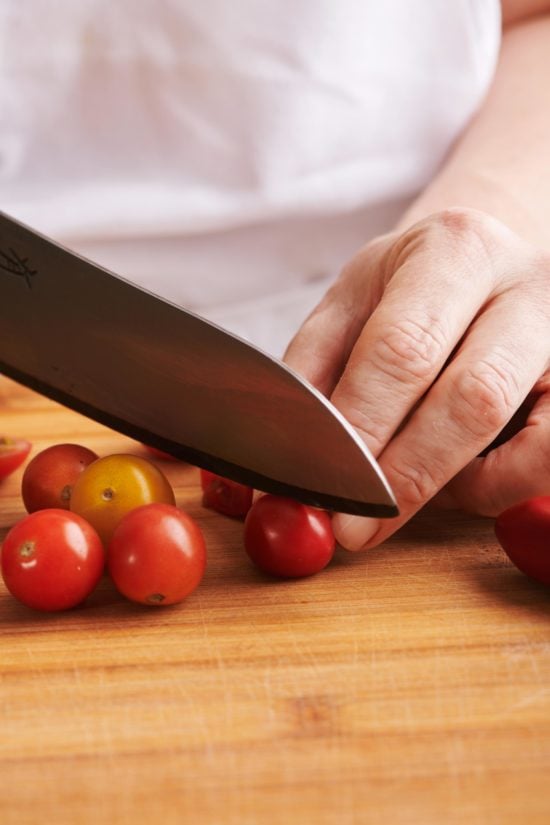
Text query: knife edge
1 359 398 518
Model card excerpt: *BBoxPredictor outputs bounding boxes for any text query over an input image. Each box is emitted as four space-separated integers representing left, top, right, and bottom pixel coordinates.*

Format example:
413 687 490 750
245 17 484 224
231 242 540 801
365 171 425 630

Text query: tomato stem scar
102 487 114 501
19 540 36 558
147 593 166 604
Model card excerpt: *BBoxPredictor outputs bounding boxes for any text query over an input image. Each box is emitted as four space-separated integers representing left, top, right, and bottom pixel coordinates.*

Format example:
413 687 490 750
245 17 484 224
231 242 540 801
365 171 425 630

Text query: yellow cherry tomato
70 454 175 544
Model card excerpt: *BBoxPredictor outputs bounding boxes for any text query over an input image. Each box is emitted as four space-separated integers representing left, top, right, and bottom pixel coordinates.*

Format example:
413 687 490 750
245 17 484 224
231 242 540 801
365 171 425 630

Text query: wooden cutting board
1 375 549 825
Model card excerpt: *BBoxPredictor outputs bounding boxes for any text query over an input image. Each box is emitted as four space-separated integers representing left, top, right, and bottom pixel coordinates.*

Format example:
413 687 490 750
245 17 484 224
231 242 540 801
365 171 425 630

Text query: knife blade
0 211 398 517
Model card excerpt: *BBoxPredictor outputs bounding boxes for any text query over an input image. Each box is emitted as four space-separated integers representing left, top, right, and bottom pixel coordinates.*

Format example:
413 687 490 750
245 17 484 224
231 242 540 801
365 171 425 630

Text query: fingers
329 218 502 457
438 378 550 516
283 237 390 395
333 297 550 551
284 210 549 552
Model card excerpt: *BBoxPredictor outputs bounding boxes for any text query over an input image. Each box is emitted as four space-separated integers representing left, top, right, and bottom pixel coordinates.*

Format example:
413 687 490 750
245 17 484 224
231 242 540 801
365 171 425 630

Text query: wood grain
1 375 549 824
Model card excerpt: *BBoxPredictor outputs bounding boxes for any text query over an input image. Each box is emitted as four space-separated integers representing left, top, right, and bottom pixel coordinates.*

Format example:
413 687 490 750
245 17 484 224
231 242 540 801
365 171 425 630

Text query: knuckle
433 207 492 244
449 356 520 442
387 455 445 509
371 316 448 383
429 207 500 273
435 206 484 233
333 384 389 453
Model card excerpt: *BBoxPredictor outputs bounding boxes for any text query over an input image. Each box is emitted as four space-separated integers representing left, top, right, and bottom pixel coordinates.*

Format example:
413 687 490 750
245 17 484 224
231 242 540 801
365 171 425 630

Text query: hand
284 208 550 551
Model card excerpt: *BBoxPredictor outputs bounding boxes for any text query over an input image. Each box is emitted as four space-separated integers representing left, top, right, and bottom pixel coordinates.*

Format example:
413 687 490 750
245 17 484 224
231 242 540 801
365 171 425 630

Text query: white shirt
1 0 501 354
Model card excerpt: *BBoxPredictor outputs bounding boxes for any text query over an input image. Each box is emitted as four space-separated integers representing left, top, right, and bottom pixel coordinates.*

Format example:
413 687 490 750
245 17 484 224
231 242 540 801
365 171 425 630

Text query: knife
0 210 398 517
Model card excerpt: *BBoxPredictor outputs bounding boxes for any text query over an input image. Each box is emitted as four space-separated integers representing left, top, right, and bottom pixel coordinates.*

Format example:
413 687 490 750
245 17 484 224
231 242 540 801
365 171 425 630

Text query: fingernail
333 514 380 552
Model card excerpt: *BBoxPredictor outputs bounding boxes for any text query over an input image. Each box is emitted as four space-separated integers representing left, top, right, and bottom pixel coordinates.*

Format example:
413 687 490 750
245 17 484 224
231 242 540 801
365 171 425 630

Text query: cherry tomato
1 509 104 611
0 436 32 481
22 443 98 512
495 497 550 586
243 495 335 578
200 469 253 518
107 503 206 605
70 454 175 544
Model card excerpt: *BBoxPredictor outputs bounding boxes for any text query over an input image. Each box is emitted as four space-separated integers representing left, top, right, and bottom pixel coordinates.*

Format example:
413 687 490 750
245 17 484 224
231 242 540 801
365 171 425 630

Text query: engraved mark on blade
0 247 37 289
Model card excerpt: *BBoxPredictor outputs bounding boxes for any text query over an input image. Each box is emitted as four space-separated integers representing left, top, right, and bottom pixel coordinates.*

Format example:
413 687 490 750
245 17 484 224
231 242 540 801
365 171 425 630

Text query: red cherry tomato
21 443 98 512
495 497 550 586
200 469 253 518
243 495 335 578
1 509 104 611
70 454 176 544
0 436 32 481
107 503 207 606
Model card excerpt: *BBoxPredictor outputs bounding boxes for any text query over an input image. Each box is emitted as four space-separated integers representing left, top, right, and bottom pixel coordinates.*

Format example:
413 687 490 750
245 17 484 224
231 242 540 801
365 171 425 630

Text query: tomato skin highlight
70 454 175 544
243 495 335 578
107 503 207 605
200 469 253 518
0 437 32 481
22 443 98 512
495 496 550 586
1 509 104 611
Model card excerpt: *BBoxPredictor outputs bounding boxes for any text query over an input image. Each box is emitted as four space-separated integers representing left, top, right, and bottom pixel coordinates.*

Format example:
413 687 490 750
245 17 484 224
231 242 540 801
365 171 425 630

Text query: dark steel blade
0 211 398 517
